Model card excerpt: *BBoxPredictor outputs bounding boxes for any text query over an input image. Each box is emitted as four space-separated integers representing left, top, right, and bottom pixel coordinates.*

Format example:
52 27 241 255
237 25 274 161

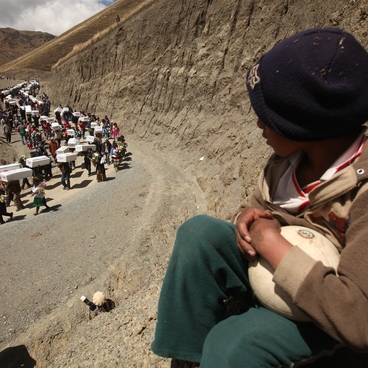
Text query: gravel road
0 135 207 367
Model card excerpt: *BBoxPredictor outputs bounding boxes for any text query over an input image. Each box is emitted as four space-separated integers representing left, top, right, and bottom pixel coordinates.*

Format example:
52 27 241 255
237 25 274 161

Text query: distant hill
0 28 55 68
0 0 153 73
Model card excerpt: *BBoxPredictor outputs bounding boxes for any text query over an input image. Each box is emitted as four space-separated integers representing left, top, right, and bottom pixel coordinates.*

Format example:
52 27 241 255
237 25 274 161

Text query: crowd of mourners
0 79 129 223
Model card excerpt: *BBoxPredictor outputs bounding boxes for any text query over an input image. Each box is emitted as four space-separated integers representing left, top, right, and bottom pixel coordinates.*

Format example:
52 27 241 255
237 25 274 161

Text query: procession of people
0 80 130 223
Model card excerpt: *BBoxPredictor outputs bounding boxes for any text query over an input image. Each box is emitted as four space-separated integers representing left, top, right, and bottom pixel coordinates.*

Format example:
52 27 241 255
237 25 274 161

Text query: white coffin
68 138 77 148
52 122 61 130
72 112 81 117
0 168 33 182
40 115 49 120
75 144 96 152
67 129 75 136
56 153 78 162
25 105 32 115
79 116 90 122
26 156 51 168
94 126 103 134
55 146 69 154
32 110 39 116
86 136 95 143
0 163 21 173
90 122 98 129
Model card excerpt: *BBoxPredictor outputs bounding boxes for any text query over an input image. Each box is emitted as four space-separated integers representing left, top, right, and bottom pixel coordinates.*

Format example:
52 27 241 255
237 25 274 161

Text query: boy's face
257 119 303 157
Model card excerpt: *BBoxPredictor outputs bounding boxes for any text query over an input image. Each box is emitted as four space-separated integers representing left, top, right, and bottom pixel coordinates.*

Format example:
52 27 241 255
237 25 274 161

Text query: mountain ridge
0 27 55 69
0 0 153 73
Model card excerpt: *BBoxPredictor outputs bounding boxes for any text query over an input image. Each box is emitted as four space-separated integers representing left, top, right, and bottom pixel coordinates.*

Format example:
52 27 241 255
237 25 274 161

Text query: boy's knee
177 215 234 242
173 215 237 272
177 215 215 235
175 215 234 253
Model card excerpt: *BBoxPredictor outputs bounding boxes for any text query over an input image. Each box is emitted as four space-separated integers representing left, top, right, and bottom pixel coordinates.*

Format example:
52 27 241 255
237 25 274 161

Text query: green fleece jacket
235 141 368 352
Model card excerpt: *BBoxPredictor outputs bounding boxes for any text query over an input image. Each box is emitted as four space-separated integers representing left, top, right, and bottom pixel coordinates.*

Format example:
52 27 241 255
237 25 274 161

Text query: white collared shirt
273 131 367 214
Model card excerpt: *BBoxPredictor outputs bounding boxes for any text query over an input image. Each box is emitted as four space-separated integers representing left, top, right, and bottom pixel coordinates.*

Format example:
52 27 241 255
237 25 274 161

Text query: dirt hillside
1 0 368 367
49 0 368 220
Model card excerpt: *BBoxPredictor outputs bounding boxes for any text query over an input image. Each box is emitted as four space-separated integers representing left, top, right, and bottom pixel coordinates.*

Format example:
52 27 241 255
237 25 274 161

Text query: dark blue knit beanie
246 28 368 141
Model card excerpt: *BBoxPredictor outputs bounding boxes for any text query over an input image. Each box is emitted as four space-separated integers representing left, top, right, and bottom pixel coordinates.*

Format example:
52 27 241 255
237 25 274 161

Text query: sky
0 0 117 36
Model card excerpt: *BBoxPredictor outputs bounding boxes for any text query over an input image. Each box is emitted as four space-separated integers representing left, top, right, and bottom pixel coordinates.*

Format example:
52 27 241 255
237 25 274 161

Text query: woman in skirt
32 177 50 215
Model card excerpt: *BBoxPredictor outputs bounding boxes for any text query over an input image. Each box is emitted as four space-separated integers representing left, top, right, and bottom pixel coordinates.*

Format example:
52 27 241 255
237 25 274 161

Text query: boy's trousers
151 215 339 367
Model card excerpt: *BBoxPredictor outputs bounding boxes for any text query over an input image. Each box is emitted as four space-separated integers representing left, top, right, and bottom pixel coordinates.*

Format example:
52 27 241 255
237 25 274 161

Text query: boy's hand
236 208 273 261
249 218 293 270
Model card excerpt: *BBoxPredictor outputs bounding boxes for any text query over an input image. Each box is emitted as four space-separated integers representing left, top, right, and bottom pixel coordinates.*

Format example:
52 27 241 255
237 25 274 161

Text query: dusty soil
0 125 208 367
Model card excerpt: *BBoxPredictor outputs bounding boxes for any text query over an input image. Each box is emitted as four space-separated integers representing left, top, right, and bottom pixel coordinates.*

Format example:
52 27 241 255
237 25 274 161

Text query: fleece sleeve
273 189 368 352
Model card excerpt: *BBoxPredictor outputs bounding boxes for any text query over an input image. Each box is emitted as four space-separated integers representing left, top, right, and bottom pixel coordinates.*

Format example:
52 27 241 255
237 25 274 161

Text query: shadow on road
43 203 62 213
72 179 93 189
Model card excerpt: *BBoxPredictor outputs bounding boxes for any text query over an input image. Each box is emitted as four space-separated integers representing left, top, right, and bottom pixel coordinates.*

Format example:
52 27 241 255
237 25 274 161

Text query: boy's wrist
250 225 292 270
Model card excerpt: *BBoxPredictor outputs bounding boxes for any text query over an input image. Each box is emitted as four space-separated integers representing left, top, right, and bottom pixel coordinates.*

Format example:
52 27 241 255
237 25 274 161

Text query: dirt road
0 131 207 366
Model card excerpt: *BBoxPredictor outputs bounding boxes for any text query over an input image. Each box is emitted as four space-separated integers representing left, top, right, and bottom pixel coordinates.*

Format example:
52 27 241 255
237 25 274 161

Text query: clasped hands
236 208 293 270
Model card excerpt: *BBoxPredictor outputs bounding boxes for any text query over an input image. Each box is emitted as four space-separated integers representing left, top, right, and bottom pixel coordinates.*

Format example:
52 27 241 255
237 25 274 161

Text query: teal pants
151 215 339 367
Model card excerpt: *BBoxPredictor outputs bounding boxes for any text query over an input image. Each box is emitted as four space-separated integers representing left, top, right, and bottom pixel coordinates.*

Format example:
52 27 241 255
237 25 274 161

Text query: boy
151 28 368 367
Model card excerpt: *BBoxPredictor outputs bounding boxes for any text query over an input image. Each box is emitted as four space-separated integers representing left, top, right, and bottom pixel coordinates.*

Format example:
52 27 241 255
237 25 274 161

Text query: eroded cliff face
50 0 368 218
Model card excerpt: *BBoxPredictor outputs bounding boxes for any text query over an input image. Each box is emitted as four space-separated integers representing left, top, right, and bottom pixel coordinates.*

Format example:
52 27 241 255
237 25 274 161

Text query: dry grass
0 0 154 74
51 23 120 70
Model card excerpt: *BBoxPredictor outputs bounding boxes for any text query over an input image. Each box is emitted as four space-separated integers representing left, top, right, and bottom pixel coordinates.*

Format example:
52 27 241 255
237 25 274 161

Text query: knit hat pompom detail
246 27 368 141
